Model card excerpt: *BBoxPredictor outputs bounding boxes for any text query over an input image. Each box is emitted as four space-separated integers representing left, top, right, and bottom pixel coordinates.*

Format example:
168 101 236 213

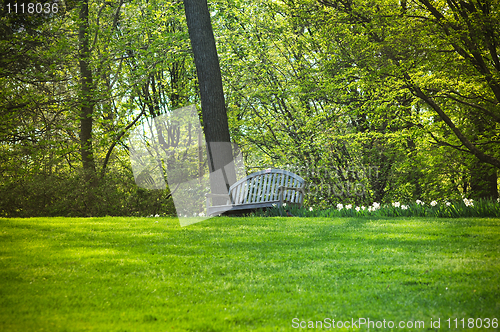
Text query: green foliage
0 0 498 216
215 0 499 205
0 0 199 216
0 167 176 217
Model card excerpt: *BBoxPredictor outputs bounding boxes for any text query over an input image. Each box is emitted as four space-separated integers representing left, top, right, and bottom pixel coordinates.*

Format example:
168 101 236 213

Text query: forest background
1 0 499 217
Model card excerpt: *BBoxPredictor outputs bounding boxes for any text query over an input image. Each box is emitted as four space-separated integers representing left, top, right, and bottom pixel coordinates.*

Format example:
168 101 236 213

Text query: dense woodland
0 0 499 217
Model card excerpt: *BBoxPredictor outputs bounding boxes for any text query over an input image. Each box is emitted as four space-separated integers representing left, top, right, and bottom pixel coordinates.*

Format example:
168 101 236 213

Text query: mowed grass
0 216 499 331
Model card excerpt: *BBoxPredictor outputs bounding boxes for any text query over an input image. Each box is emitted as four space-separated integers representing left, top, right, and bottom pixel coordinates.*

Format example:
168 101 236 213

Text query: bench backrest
229 169 305 205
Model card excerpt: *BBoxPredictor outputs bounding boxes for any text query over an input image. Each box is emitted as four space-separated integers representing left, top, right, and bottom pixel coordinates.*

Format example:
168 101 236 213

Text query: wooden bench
206 168 305 216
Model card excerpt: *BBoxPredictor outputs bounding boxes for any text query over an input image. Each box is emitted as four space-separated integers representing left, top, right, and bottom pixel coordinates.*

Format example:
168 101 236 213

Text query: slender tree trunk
78 0 96 178
78 0 97 215
183 0 236 204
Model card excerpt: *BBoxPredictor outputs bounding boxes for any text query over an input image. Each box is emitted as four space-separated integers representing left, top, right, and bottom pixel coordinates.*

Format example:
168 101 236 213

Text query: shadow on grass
1 216 499 331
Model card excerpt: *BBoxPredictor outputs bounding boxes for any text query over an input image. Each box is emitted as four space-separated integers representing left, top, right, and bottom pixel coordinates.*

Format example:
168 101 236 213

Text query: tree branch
100 107 147 180
404 72 500 169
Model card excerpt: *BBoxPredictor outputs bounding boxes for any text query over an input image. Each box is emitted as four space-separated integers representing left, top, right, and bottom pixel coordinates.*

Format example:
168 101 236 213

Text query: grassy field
0 216 499 331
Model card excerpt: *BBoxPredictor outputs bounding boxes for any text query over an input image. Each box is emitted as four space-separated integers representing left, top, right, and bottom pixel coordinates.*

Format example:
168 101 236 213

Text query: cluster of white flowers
337 203 369 212
309 207 313 211
463 198 474 207
149 214 160 217
332 198 489 214
368 202 381 212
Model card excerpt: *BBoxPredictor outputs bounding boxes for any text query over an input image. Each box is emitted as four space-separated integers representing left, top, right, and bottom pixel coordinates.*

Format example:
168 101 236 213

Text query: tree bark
183 0 236 203
78 0 96 178
78 0 97 215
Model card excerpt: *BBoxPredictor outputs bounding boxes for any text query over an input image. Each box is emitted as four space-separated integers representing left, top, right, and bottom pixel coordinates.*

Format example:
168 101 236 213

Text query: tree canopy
0 0 498 216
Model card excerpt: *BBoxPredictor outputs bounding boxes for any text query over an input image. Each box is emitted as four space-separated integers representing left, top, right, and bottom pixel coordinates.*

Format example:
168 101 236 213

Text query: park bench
206 168 305 216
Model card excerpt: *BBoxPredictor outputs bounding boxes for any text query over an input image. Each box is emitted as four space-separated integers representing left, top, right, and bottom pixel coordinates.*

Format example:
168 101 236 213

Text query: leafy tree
286 0 499 200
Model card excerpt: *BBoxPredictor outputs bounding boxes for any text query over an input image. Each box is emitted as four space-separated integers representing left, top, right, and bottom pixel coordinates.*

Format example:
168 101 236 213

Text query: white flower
368 206 373 212
198 212 205 217
445 201 451 206
401 205 408 210
361 206 366 210
372 202 380 209
497 198 500 203
155 214 159 217
337 203 344 210
346 204 352 209
463 198 474 207
355 206 360 212
283 203 287 207
392 202 400 208
431 200 437 207
309 207 313 211
272 203 277 207
416 199 423 205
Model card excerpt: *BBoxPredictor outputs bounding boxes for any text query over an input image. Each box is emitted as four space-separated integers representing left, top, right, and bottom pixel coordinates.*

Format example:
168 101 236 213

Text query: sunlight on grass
1 216 499 331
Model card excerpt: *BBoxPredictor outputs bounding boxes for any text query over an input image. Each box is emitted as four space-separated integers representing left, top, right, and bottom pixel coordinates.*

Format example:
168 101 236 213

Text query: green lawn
1 216 499 331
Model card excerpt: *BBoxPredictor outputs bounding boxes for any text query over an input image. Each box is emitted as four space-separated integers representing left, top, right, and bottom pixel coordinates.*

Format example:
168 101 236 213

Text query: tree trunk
469 117 498 200
78 0 96 178
469 159 498 200
78 0 97 215
183 0 236 204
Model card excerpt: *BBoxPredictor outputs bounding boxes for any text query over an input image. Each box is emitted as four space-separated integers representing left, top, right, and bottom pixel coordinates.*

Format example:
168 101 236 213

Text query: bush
0 169 176 217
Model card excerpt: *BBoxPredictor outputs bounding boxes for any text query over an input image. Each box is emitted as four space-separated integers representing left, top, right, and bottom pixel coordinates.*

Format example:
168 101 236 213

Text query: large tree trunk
469 117 498 200
183 0 236 204
469 159 498 200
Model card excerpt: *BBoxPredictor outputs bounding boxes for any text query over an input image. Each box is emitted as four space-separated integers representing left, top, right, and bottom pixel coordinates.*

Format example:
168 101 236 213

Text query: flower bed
258 198 500 218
